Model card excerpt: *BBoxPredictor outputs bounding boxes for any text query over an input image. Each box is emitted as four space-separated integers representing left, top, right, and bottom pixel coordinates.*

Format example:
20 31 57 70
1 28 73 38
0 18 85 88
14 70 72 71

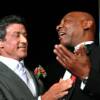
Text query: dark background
0 0 99 90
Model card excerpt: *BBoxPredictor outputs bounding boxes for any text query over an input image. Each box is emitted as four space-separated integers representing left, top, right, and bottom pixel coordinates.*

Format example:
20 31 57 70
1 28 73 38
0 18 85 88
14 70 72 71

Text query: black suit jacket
64 43 100 100
0 62 43 100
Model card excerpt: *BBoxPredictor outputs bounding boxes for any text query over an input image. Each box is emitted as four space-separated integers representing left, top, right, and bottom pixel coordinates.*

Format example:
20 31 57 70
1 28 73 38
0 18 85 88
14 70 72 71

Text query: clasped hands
53 44 91 80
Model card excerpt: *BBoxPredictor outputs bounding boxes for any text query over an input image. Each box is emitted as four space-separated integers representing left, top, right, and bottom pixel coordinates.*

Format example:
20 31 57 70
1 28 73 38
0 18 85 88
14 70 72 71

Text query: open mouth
58 32 66 36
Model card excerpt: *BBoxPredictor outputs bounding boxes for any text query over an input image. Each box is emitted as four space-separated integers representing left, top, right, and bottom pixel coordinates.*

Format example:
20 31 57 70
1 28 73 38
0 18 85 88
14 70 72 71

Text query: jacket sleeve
83 46 100 99
83 67 100 98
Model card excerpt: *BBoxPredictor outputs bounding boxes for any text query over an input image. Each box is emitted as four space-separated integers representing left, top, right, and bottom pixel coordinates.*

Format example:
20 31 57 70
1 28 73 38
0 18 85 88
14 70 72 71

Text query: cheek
5 44 17 53
5 40 18 50
67 27 75 35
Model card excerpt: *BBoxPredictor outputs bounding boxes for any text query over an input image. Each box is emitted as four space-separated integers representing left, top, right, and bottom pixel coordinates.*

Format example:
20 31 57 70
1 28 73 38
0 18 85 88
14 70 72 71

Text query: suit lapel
26 69 39 96
0 62 36 99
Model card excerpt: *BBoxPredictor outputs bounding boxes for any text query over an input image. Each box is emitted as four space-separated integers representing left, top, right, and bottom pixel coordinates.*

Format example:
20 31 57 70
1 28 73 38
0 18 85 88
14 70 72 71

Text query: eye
13 32 20 37
64 18 73 24
23 32 27 38
65 20 71 24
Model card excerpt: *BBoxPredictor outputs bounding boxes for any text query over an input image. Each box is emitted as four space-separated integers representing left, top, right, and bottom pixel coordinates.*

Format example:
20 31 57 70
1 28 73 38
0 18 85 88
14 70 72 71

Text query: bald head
65 11 94 20
64 11 96 33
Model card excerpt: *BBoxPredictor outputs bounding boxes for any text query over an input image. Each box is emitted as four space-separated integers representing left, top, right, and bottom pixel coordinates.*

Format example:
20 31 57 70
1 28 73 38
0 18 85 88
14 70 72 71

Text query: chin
19 53 27 58
61 42 68 46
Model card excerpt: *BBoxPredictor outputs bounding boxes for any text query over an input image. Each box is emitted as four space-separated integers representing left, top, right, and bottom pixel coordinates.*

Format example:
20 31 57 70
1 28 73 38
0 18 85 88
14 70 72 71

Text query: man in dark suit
54 11 100 100
0 15 73 100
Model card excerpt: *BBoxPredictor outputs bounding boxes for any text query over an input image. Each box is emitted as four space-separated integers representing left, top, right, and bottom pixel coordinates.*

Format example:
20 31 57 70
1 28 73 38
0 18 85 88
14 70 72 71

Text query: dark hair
0 15 25 39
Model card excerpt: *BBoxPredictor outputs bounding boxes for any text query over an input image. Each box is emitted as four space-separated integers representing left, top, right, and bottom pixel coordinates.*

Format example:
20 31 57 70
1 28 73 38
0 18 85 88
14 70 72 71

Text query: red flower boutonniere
34 65 47 79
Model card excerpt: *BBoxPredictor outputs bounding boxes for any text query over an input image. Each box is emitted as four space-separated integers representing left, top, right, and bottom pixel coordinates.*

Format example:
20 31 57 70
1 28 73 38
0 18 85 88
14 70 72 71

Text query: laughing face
1 23 28 60
56 12 84 47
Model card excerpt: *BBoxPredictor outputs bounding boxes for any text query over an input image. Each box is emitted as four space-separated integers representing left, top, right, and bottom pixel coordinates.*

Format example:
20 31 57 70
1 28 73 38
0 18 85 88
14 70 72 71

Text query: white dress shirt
0 56 41 100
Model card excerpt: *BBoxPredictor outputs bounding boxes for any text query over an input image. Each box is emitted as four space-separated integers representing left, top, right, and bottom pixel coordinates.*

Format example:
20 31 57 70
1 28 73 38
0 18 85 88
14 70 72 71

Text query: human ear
82 20 93 30
0 39 4 48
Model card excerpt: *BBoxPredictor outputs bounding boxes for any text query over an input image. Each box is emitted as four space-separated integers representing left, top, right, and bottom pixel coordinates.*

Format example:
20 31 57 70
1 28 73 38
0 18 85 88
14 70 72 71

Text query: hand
53 44 91 80
41 79 73 100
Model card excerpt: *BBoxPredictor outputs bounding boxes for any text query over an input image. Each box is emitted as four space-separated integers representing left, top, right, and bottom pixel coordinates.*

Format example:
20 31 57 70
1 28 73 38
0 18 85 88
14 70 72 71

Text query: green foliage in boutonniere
34 65 47 79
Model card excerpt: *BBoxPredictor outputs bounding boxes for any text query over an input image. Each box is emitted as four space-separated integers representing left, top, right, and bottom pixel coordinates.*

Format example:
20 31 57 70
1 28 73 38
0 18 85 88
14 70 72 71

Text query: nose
20 34 27 43
56 24 62 31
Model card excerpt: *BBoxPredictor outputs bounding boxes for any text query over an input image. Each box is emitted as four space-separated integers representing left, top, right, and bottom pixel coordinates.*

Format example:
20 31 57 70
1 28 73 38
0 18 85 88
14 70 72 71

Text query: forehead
60 12 89 25
63 12 82 21
6 23 26 33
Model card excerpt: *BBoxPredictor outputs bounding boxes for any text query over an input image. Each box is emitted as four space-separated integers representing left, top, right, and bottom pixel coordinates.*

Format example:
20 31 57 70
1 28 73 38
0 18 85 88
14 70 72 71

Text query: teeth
18 46 26 48
59 32 65 36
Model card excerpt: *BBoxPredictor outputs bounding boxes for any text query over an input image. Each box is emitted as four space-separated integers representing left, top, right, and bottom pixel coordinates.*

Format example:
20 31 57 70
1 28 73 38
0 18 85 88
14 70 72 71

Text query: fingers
53 45 69 61
42 78 73 100
75 46 87 56
59 78 73 91
54 45 70 67
54 44 76 69
80 46 87 56
56 56 67 68
56 79 73 99
54 44 74 59
55 91 69 99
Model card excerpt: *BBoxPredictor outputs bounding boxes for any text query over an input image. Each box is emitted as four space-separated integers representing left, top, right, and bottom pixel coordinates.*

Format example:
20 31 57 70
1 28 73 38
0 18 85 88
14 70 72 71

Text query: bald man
54 11 100 100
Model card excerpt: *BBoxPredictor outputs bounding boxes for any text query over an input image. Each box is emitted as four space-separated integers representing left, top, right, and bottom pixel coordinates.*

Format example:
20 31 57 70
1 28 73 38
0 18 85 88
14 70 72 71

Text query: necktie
17 62 37 97
17 62 28 84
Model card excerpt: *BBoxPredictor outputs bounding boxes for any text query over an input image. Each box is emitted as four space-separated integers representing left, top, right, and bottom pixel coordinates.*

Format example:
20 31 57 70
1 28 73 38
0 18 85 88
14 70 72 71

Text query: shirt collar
0 56 24 72
75 41 94 51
